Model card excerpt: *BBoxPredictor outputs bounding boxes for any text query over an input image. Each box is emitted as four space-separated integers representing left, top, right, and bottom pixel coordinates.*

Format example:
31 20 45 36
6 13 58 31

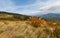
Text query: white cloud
0 0 60 15
39 0 60 14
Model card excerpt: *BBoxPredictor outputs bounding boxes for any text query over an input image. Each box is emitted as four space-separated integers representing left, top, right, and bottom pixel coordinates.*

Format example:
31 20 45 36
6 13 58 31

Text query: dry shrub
27 17 47 27
47 21 60 28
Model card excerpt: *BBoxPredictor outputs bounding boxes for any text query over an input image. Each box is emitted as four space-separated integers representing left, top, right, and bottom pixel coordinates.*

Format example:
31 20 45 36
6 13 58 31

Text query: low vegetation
27 17 47 27
0 12 60 38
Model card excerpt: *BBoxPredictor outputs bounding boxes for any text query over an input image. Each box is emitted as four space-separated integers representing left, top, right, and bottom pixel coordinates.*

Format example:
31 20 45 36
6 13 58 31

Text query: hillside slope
0 11 60 38
0 11 30 20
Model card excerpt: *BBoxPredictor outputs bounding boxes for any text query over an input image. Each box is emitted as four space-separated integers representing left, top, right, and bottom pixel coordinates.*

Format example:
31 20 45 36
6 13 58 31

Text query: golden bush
27 17 47 27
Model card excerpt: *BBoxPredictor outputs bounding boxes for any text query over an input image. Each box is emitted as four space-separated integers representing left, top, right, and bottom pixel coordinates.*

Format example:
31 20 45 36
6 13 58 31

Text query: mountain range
0 11 60 21
38 13 60 21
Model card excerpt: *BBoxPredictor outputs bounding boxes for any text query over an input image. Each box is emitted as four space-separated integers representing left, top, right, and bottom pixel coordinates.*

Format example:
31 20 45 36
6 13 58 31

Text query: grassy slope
0 12 60 38
0 20 60 38
0 11 30 21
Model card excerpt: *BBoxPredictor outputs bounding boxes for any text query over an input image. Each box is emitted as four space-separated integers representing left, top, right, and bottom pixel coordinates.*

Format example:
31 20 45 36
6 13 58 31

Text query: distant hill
0 11 30 20
38 13 60 22
0 11 60 22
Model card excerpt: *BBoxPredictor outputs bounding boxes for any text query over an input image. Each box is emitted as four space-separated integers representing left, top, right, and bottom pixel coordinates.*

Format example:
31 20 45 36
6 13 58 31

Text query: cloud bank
0 0 60 15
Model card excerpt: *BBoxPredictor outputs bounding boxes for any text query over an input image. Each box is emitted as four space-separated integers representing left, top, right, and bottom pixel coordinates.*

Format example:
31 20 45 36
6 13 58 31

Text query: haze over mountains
39 13 60 21
0 11 60 22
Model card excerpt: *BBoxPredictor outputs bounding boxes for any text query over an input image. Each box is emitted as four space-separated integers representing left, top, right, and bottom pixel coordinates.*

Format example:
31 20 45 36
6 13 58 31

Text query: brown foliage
47 21 60 28
27 17 47 27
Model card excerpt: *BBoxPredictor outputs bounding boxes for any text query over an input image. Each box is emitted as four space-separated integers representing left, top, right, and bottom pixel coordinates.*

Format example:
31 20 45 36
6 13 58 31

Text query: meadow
0 12 60 38
0 17 60 38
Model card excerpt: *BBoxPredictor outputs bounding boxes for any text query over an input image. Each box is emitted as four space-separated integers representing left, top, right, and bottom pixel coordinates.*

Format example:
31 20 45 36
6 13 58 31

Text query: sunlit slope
0 11 60 38
0 11 30 20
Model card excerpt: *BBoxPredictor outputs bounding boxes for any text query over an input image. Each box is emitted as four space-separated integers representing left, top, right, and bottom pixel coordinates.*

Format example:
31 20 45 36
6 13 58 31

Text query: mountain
40 13 60 17
38 13 60 22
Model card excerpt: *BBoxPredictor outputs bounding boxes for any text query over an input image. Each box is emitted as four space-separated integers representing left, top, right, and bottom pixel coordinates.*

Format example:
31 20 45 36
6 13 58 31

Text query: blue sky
12 0 36 6
0 0 60 15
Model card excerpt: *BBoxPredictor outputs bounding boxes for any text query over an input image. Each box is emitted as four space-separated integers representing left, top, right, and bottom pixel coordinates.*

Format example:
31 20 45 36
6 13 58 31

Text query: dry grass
0 18 60 38
1 11 60 38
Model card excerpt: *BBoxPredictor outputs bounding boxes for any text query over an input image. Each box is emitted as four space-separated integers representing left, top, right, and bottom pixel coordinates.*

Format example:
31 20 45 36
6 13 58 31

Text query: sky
0 0 60 15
